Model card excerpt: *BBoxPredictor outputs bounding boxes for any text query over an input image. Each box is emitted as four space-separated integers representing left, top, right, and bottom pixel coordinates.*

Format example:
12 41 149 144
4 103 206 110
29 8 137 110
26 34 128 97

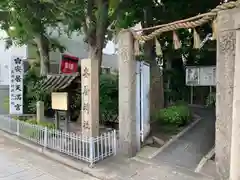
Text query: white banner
9 56 23 114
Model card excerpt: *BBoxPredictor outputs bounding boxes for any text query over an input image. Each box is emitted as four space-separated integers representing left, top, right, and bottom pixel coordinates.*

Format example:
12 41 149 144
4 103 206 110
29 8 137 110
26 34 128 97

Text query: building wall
27 29 118 71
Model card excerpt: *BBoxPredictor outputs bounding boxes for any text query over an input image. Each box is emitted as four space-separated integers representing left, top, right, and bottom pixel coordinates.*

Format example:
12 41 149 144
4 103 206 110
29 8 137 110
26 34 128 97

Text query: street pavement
0 135 98 180
152 106 215 170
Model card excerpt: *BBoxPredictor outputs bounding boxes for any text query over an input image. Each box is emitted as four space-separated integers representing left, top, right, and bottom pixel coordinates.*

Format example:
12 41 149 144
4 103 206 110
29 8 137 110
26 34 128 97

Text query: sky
102 22 142 55
103 41 116 55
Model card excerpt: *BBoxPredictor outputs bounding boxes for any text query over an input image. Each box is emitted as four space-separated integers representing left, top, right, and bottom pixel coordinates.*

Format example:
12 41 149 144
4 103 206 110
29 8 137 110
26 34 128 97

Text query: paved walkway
152 106 215 170
97 156 214 180
0 135 98 180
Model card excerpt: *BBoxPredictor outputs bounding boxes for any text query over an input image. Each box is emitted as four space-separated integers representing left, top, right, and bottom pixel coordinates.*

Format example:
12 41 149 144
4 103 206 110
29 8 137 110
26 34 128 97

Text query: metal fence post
113 130 117 155
8 117 11 133
89 137 95 167
16 120 19 136
44 127 48 149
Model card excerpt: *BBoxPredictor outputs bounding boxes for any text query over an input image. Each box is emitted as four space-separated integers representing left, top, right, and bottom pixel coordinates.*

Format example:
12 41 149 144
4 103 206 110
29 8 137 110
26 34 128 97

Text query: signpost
186 66 216 86
51 92 69 131
9 56 23 115
81 58 99 137
186 66 216 104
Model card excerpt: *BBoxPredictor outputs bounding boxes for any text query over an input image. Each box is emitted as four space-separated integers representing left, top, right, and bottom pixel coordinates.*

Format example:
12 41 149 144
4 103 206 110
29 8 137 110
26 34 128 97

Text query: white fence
0 116 117 165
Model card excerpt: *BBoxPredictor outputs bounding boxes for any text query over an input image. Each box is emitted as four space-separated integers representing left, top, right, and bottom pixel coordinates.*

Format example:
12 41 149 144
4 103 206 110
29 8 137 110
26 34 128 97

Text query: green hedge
155 104 192 127
206 92 216 108
20 118 55 139
25 119 56 129
11 117 55 139
100 74 118 123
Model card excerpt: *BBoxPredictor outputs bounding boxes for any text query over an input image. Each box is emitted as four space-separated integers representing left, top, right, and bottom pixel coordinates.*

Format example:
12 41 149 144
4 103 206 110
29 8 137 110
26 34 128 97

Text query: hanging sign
9 56 23 114
60 54 79 74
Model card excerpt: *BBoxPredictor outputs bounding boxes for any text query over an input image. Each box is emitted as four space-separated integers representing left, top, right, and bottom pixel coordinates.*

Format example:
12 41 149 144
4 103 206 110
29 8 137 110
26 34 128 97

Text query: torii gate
117 1 240 180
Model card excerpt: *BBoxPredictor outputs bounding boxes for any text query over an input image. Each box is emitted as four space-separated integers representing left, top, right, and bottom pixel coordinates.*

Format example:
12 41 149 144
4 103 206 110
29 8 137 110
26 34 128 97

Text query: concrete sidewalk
0 134 98 180
0 131 214 180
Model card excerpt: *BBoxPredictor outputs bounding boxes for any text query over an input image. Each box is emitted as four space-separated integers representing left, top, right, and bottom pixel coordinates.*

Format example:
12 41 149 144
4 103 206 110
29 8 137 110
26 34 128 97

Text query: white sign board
186 66 216 86
9 57 23 114
199 66 216 86
186 67 200 86
51 92 68 110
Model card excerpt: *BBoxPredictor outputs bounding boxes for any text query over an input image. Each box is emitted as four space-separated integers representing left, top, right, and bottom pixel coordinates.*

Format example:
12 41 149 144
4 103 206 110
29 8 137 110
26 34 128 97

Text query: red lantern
60 54 79 74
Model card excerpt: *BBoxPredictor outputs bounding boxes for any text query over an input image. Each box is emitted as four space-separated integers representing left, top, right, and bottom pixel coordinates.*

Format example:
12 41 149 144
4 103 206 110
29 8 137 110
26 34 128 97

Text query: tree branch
107 0 126 28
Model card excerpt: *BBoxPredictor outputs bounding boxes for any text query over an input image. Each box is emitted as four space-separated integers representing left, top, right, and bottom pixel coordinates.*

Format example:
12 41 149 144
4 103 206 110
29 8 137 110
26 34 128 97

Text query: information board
186 66 216 86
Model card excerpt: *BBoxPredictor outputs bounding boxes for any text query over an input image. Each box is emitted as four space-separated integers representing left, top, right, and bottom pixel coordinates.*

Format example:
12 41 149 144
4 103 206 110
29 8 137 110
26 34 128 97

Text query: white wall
48 28 118 70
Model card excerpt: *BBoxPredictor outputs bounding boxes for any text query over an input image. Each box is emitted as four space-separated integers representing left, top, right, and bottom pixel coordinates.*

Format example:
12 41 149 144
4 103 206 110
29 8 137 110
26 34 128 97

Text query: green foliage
100 74 118 123
12 115 30 121
25 119 55 129
22 70 119 123
206 92 216 108
156 104 192 127
21 118 55 139
3 96 9 112
69 89 81 121
23 66 51 114
0 0 64 48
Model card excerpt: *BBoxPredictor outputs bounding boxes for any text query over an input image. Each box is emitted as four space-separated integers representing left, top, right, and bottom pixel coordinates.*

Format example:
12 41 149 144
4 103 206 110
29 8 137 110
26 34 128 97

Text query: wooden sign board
51 92 68 110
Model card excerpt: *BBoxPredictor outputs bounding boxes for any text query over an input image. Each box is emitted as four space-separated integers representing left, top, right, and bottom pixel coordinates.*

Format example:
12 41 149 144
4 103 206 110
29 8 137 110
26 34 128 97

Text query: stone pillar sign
81 58 99 137
230 28 240 180
216 7 240 180
216 8 237 180
118 30 137 157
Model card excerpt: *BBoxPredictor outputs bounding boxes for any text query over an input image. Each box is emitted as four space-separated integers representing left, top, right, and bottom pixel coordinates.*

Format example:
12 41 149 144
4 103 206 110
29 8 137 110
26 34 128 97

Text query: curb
0 130 115 180
149 114 202 159
195 147 215 173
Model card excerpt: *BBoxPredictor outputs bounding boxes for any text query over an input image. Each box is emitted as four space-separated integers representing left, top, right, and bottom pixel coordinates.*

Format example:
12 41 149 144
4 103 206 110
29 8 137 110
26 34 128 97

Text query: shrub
22 118 55 139
100 74 118 124
24 68 51 114
69 73 118 122
206 92 216 108
156 104 192 127
25 118 55 129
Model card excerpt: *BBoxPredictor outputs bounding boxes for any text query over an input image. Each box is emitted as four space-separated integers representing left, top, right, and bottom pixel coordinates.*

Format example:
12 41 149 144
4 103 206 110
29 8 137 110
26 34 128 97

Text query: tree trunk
165 56 172 106
35 35 50 76
78 0 109 123
142 8 164 119
144 40 165 118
